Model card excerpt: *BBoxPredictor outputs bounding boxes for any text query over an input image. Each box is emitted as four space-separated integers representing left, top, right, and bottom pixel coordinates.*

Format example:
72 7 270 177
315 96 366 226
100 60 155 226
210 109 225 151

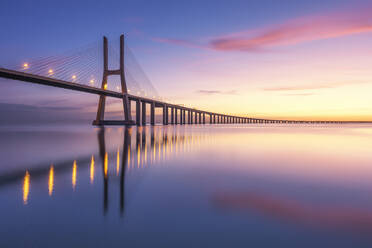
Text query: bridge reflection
16 126 210 214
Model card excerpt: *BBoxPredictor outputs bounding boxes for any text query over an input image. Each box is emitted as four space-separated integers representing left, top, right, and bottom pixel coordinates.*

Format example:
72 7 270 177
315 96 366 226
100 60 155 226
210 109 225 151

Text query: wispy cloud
123 17 143 24
264 85 335 91
263 81 370 92
154 5 372 52
151 37 205 49
196 89 238 95
281 93 316 97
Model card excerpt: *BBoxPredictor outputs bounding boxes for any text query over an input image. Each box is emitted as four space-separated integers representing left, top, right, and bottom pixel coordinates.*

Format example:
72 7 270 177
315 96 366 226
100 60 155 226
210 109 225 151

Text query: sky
1 0 372 123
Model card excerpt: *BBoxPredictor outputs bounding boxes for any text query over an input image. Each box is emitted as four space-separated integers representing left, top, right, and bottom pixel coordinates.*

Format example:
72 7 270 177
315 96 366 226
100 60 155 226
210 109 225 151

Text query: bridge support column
174 108 178 124
170 107 174 124
180 109 183 125
203 113 206 124
136 100 141 125
142 101 146 126
183 109 186 124
163 105 168 125
150 102 155 125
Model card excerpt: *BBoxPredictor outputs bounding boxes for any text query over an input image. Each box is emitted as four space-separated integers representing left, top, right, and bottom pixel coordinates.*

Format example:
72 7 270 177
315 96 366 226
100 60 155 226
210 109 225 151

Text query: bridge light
89 79 94 84
116 86 120 90
104 84 108 90
48 69 54 75
137 91 140 95
128 89 131 92
23 63 29 69
72 75 76 80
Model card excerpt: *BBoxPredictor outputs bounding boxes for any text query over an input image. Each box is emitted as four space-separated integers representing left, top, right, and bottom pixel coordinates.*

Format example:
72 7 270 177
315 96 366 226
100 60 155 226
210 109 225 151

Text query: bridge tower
93 35 134 126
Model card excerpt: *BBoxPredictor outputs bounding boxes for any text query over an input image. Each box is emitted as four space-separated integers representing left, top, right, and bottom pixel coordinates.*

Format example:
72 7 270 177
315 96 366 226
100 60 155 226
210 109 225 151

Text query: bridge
0 35 347 125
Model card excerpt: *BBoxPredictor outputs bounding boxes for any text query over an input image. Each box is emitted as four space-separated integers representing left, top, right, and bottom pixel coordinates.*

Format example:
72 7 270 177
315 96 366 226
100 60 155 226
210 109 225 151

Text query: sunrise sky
1 0 372 122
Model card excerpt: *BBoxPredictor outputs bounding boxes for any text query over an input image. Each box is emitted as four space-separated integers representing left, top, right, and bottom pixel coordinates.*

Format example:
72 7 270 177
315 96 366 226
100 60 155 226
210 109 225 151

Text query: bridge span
0 35 347 126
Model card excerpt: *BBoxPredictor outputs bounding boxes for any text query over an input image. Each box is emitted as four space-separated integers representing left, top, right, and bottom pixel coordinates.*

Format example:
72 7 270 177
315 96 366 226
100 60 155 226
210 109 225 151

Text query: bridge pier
175 108 178 124
182 109 186 125
142 101 146 125
163 105 168 125
151 102 155 125
170 107 174 124
179 109 183 125
136 100 141 125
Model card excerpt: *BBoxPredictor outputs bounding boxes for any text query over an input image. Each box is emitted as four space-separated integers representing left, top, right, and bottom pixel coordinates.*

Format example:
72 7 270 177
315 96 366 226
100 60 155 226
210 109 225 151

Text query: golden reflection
163 139 166 160
137 143 140 168
48 165 54 196
90 155 95 184
104 152 108 179
153 138 156 162
158 137 161 160
23 171 30 205
72 160 77 190
117 148 120 176
128 146 131 170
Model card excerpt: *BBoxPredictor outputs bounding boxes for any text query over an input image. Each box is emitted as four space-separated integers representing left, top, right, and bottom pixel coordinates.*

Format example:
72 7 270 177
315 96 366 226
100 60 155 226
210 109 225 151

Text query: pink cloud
154 6 372 52
211 7 372 51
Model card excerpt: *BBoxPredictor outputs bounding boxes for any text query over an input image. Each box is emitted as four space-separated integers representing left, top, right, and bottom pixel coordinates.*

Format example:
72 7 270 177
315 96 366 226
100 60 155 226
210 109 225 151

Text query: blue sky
1 0 372 122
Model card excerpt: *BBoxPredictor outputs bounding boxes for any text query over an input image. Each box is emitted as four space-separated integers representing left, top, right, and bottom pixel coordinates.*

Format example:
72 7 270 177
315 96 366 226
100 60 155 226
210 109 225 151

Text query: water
1 124 372 247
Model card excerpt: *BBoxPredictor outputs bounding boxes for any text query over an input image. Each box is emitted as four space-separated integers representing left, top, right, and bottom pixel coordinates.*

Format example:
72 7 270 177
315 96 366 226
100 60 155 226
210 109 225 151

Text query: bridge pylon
93 35 134 126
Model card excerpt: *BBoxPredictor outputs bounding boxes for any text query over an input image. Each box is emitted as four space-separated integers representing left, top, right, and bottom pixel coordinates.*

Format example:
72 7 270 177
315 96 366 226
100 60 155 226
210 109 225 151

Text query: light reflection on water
2 124 372 247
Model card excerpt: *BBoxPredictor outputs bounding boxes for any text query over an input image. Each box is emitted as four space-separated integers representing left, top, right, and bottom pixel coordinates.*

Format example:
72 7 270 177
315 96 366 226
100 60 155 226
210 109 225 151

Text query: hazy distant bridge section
0 35 345 125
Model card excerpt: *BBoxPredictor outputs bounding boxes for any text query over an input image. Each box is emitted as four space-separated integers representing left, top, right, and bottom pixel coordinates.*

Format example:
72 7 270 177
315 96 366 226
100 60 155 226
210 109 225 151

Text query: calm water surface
1 124 372 247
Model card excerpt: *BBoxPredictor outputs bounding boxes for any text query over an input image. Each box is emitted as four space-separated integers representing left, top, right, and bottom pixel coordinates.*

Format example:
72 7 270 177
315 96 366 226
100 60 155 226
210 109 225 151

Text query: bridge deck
0 67 363 124
0 68 203 111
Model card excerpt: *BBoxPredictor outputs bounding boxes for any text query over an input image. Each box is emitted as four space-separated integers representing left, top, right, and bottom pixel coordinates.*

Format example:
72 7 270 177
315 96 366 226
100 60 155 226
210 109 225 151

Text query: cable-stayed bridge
0 35 345 125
